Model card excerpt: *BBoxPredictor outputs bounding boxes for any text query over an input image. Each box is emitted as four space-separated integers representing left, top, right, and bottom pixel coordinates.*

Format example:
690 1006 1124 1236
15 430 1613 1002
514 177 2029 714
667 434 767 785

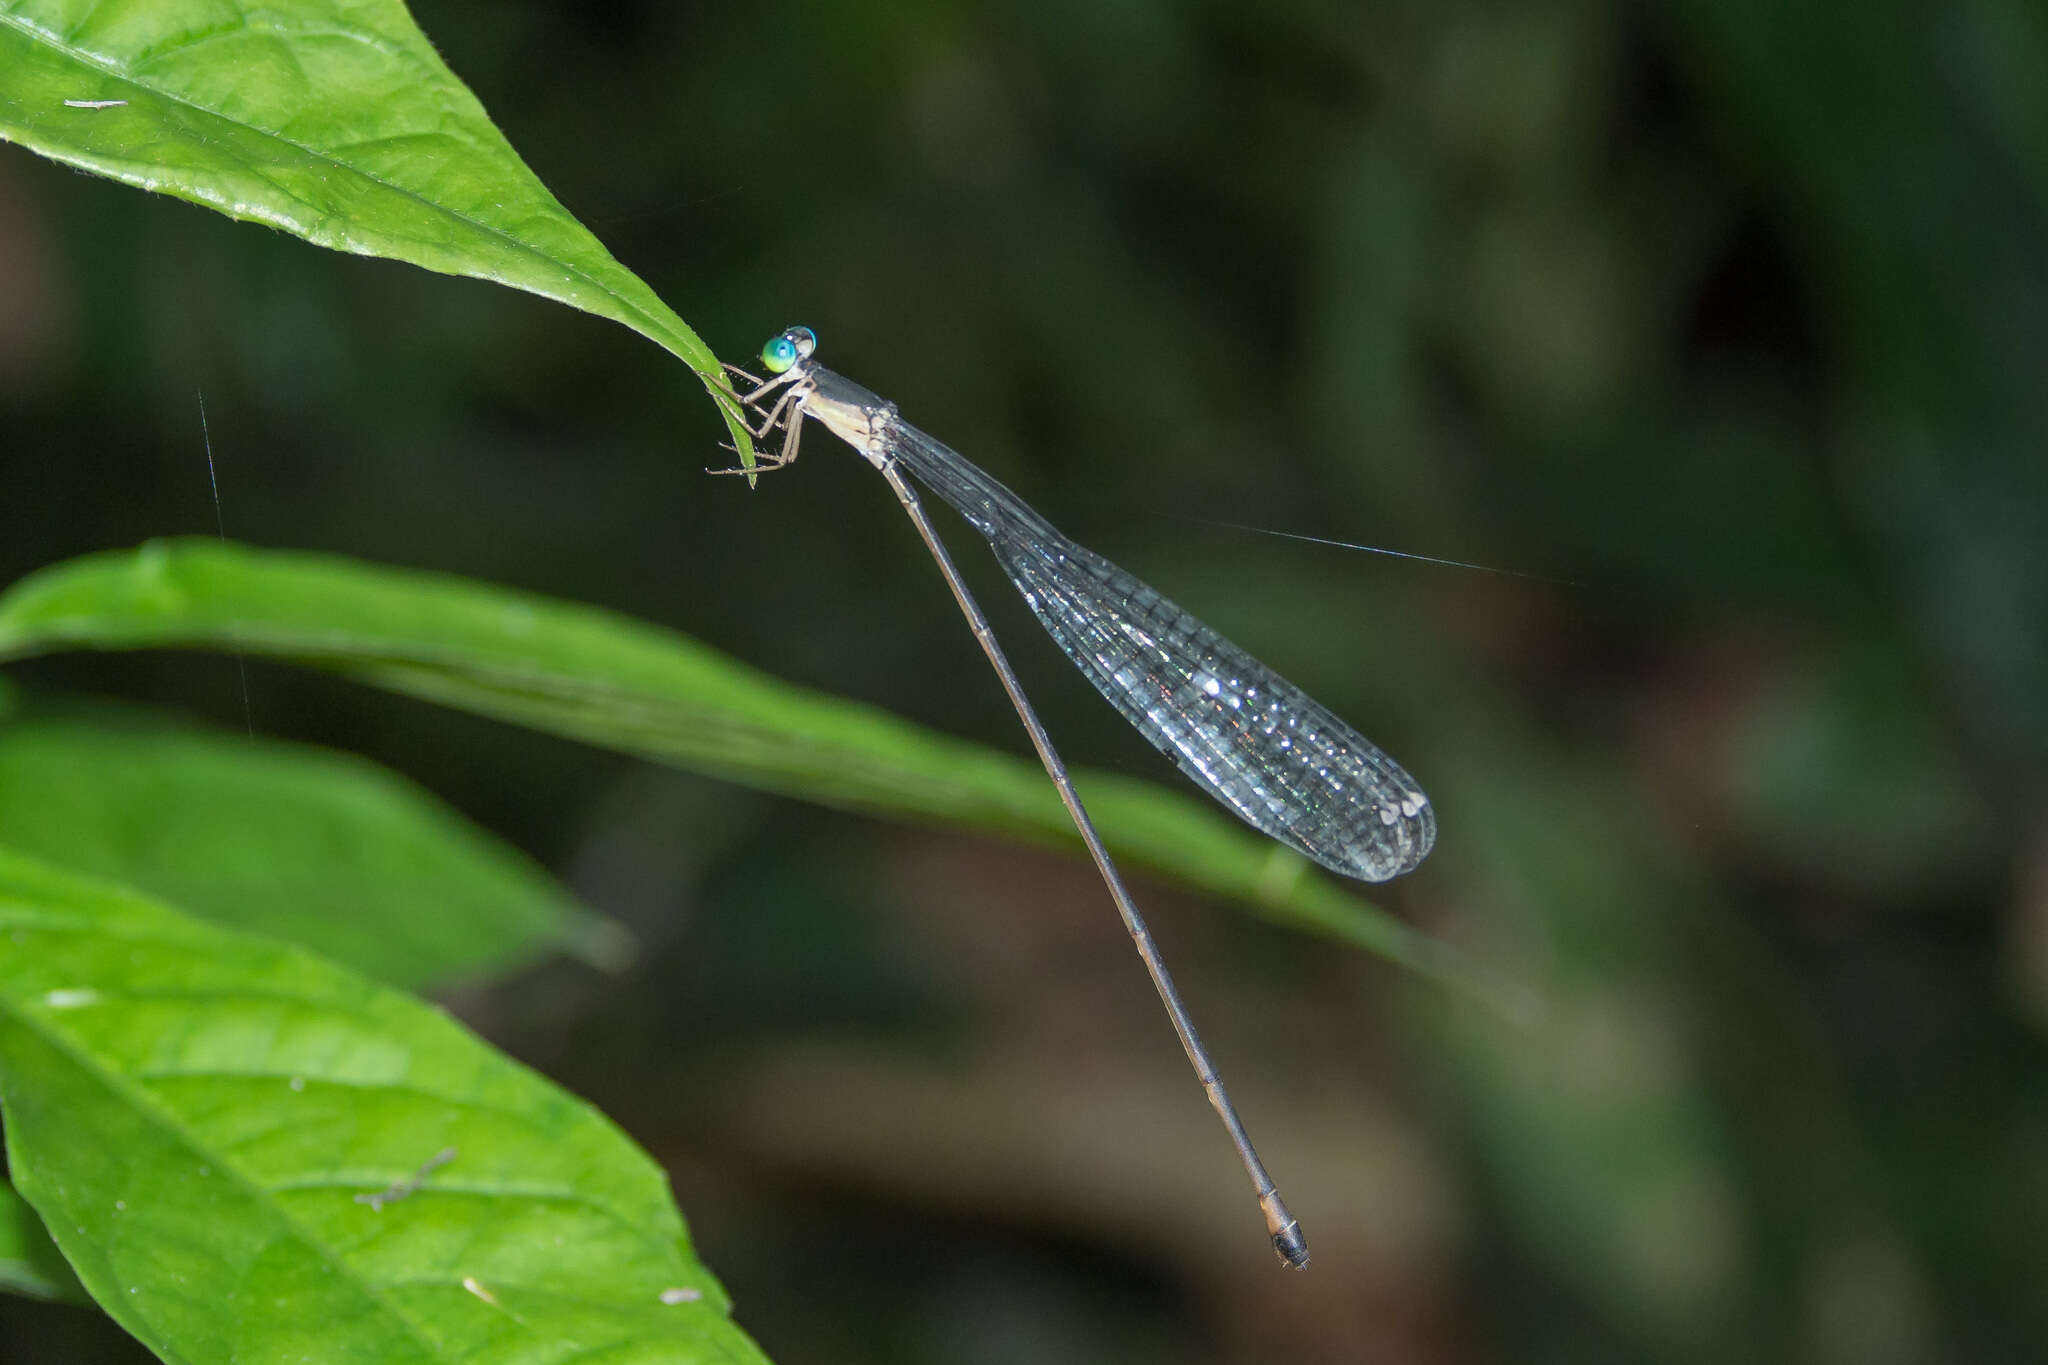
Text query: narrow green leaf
0 847 770 1363
0 710 632 989
0 0 756 463
0 540 1499 1008
0 1175 89 1305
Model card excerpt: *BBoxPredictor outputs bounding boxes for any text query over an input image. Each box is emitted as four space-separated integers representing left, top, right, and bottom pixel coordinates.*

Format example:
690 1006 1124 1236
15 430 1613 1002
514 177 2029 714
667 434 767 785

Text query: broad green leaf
0 710 631 989
0 0 756 463
0 540 1501 1009
0 1175 88 1305
0 847 770 1363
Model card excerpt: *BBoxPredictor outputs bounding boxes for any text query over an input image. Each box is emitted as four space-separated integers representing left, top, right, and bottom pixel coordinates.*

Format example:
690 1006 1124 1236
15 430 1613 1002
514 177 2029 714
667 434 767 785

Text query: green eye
761 335 799 374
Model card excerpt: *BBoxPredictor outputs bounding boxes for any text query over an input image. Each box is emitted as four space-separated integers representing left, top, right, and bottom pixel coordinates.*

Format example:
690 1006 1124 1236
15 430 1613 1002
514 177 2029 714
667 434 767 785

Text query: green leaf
0 847 770 1363
0 709 632 989
0 1175 89 1305
0 0 756 464
0 540 1501 1009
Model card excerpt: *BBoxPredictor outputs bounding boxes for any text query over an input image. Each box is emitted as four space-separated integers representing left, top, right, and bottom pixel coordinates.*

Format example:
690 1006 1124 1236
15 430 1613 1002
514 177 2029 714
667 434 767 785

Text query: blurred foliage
0 699 628 990
1 0 2043 1362
0 540 1477 995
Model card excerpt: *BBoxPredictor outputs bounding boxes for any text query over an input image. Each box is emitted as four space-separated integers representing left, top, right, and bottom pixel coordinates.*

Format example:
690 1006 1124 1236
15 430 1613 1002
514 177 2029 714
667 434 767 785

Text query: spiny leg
720 361 796 413
705 400 807 476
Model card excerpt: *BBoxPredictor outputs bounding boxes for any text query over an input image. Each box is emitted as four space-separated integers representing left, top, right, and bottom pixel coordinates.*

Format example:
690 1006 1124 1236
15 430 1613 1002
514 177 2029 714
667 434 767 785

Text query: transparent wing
891 424 1434 882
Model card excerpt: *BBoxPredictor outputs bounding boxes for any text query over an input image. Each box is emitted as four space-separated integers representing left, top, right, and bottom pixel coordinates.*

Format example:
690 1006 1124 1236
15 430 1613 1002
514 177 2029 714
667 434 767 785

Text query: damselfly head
760 325 818 374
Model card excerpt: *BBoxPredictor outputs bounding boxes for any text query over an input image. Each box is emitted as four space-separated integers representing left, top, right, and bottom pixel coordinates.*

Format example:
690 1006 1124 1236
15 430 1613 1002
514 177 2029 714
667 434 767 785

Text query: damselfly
722 326 1435 1267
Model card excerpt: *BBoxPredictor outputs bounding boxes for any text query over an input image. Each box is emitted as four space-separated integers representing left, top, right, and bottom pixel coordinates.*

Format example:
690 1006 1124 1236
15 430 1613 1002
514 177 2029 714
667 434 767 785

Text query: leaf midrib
0 967 451 1362
0 8 695 359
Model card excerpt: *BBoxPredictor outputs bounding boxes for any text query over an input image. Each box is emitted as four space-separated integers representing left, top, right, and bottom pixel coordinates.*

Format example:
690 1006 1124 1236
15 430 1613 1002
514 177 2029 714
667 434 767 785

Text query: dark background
3 0 2045 1360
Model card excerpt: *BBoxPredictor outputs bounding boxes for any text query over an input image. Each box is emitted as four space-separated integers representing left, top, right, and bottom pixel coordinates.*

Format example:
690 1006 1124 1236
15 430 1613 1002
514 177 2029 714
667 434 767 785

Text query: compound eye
760 334 800 374
789 326 817 358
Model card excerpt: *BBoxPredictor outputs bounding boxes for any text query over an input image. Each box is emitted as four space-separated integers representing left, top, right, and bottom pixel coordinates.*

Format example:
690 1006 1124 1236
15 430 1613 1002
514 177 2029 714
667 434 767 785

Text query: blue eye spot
761 336 799 374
